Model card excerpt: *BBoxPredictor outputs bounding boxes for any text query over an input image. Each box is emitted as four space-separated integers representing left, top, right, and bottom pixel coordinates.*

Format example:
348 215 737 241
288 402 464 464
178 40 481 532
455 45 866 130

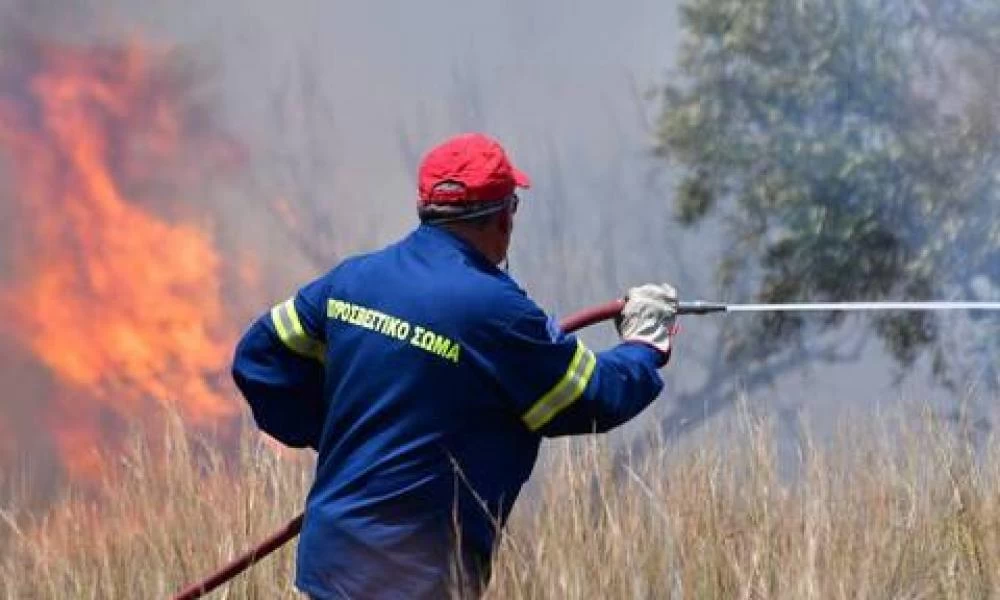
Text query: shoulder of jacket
322 248 384 279
457 267 526 301
452 271 545 329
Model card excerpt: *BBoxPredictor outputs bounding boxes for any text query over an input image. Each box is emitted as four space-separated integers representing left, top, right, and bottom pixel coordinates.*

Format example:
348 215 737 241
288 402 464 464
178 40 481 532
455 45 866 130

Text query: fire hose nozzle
677 301 728 315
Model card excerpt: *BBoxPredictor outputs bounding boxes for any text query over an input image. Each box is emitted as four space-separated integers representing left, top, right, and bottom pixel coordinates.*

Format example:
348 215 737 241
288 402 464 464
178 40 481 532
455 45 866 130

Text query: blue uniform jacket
232 224 665 599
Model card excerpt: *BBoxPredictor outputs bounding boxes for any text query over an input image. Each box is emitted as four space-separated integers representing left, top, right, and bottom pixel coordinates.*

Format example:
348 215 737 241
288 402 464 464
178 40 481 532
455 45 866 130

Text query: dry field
2 403 999 599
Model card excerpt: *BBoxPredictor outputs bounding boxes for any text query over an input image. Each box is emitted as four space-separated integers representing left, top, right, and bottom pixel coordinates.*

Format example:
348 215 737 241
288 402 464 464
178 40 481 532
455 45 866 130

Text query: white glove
615 283 679 357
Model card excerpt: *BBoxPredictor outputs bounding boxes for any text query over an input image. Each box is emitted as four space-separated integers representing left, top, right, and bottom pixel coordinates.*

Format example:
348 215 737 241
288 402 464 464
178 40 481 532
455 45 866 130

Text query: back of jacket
233 224 666 599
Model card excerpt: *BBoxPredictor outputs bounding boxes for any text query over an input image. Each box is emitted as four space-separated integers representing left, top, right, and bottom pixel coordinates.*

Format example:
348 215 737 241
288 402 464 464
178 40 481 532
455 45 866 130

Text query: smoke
1 0 967 493
0 0 690 488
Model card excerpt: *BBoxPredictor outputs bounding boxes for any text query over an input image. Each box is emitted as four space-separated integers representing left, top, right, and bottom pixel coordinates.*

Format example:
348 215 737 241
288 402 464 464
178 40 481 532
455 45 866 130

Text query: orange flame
0 39 243 480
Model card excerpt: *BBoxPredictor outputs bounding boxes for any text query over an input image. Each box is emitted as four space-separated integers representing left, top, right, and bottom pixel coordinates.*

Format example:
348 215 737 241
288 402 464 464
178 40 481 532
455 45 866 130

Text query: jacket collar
412 223 502 274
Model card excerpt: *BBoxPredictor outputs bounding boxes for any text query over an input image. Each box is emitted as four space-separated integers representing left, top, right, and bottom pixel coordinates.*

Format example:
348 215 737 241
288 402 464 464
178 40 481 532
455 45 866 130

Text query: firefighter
232 132 679 599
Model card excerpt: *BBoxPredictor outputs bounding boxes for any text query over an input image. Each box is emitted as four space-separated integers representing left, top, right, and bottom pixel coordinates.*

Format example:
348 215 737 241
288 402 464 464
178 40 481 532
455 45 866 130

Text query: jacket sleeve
479 298 665 437
232 278 328 449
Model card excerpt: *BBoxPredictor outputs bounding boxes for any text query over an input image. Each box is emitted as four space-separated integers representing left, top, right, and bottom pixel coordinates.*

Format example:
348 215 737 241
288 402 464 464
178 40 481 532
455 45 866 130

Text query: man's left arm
232 277 329 449
478 295 668 437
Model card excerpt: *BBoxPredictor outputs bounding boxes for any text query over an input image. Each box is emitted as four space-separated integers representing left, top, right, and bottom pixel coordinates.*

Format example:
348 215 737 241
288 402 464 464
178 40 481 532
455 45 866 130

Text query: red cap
418 133 531 206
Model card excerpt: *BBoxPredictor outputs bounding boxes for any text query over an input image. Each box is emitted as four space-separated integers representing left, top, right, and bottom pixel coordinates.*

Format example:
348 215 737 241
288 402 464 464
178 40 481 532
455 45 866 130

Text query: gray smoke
0 0 961 493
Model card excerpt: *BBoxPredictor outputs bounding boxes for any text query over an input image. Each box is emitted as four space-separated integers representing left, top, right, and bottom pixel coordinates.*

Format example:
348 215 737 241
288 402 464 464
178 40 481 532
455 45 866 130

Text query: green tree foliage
657 0 1000 382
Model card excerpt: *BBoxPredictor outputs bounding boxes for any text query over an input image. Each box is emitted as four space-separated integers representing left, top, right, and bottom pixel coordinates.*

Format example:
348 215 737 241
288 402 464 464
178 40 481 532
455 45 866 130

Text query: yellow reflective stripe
269 298 326 363
522 340 597 431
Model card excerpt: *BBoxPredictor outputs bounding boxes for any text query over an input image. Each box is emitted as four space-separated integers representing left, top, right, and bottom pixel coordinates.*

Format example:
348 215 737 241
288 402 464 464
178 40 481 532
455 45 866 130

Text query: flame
0 39 243 479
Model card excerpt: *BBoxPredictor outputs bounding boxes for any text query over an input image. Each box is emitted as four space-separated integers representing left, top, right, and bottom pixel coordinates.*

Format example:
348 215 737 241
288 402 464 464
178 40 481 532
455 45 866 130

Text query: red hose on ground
170 298 625 600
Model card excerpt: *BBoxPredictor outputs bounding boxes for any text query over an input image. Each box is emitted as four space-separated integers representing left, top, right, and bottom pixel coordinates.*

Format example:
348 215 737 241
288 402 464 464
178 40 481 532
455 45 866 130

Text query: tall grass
2 403 999 599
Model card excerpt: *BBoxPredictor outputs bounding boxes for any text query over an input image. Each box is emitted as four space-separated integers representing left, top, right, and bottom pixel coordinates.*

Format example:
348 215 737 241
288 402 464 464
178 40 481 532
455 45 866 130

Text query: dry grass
0 413 311 599
3 403 1000 599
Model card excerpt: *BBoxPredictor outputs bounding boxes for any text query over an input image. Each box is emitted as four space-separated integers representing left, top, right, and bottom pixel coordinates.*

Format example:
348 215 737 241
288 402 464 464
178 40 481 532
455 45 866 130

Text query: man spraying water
190 145 1000 597
232 133 680 599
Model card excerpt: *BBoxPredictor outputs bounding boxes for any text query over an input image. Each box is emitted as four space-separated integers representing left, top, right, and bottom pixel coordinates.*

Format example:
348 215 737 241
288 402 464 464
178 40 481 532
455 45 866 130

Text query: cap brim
512 167 532 189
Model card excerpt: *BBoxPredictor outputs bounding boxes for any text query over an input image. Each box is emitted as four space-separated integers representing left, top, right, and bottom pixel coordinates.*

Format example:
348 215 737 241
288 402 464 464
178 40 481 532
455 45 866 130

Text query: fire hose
172 298 1000 599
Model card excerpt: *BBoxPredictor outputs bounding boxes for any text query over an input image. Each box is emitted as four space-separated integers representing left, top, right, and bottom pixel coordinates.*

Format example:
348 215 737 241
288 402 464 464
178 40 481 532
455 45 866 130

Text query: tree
656 0 1000 388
